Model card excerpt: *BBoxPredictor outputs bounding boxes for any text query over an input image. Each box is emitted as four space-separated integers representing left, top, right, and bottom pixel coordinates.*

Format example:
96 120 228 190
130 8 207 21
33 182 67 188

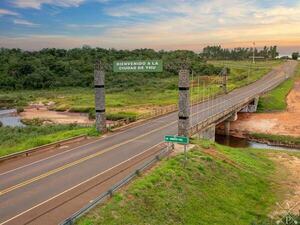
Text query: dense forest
0 47 221 90
200 45 279 60
0 45 279 90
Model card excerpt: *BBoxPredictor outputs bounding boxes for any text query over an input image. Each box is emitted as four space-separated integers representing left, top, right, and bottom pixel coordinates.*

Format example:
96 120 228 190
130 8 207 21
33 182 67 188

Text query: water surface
215 134 299 152
0 109 25 127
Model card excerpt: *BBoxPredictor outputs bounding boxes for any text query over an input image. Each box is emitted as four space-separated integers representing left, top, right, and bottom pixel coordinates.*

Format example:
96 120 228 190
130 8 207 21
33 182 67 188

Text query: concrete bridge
0 60 297 225
189 60 298 141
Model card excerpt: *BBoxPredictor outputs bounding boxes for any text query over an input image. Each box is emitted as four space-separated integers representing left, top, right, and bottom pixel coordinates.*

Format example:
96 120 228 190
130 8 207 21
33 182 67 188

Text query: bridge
189 60 297 140
0 60 297 225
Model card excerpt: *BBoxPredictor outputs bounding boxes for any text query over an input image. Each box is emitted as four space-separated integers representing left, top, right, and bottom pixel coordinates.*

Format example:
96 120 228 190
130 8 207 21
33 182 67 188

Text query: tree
292 52 299 60
0 47 222 90
200 45 279 60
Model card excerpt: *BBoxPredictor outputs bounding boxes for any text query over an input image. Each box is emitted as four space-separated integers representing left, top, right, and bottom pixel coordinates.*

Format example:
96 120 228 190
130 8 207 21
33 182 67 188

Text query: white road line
0 142 164 225
1 63 290 177
0 112 174 177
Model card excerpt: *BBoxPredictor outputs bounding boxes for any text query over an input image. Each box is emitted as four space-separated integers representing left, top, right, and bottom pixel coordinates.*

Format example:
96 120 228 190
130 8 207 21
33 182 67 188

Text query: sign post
164 135 189 163
164 135 189 144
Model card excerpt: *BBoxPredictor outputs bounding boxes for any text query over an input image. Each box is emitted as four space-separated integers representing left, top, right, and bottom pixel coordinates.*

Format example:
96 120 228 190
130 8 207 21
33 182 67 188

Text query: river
0 109 25 127
215 134 300 152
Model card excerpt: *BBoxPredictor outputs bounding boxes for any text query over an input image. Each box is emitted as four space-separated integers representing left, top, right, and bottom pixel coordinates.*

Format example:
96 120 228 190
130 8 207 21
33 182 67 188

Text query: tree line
0 45 281 90
0 47 222 90
200 45 279 60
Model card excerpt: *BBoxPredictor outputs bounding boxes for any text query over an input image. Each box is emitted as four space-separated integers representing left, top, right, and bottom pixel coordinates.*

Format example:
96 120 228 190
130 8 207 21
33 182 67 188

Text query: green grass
77 140 279 225
257 63 300 112
250 133 300 146
257 78 294 112
209 60 283 91
0 124 99 157
0 61 281 119
0 78 179 117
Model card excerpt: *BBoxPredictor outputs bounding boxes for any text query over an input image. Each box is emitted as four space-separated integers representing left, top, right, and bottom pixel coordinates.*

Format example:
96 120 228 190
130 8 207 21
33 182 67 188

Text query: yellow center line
0 120 177 196
0 102 218 196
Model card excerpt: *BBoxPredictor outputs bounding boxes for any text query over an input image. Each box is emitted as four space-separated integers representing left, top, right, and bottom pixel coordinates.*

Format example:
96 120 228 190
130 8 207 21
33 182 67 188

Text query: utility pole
190 70 194 114
178 68 190 137
94 60 106 133
252 42 256 64
221 67 228 94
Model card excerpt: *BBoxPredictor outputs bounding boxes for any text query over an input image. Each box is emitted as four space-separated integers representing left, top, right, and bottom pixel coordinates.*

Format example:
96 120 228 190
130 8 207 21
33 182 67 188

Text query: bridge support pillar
223 111 237 136
178 69 190 137
241 96 259 113
198 124 216 141
94 60 106 133
224 121 230 136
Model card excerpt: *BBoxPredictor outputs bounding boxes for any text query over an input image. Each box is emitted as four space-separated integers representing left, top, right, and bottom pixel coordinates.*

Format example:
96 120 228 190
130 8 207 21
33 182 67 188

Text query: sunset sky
0 0 299 54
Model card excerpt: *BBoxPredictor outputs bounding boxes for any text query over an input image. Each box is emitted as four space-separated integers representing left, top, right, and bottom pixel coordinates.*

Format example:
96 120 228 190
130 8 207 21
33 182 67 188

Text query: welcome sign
113 60 163 73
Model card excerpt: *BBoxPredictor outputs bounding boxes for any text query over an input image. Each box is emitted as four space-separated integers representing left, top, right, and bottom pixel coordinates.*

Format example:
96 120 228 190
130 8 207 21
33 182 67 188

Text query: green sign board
164 135 189 144
113 60 163 73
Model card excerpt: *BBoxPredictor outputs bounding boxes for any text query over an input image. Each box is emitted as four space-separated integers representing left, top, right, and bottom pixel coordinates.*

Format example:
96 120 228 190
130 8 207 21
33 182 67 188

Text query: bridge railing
188 70 291 136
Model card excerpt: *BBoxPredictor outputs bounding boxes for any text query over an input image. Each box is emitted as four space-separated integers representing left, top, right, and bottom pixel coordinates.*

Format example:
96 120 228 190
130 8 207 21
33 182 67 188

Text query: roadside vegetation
77 140 282 225
257 78 294 112
0 46 283 120
250 133 300 147
209 60 282 91
257 63 300 112
0 60 282 120
0 124 98 157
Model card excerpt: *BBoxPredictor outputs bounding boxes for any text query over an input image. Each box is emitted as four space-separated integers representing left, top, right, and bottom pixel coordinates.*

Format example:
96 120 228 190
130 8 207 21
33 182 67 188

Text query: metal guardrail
59 144 172 225
0 135 87 162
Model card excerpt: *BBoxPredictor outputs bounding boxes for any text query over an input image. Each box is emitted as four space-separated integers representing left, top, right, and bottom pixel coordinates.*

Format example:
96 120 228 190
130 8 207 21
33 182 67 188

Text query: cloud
105 4 167 17
101 0 300 43
1 0 300 54
67 23 107 28
11 0 86 9
13 19 39 26
0 8 19 16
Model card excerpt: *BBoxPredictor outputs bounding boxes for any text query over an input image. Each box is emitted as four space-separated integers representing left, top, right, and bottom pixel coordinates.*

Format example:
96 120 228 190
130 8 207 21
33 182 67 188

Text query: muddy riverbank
20 104 93 125
218 79 300 147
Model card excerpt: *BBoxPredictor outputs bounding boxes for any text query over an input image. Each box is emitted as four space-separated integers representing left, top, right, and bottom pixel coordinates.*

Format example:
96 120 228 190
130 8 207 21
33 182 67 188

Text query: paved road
0 61 297 225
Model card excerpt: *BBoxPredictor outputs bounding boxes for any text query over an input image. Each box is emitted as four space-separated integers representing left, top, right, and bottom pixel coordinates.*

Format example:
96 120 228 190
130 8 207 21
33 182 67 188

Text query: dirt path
269 153 300 217
229 79 300 137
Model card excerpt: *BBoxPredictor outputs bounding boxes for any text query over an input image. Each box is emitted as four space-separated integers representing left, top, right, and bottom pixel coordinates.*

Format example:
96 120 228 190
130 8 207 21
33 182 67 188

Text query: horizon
0 45 296 56
0 0 300 54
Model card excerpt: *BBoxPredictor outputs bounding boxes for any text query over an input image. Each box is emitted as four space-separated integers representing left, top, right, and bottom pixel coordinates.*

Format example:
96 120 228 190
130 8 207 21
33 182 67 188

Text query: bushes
88 110 138 122
107 112 138 122
0 47 222 90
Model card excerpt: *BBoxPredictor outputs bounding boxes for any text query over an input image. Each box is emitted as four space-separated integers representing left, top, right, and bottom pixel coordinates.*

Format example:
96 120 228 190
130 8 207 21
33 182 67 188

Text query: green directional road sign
164 135 189 144
113 60 163 73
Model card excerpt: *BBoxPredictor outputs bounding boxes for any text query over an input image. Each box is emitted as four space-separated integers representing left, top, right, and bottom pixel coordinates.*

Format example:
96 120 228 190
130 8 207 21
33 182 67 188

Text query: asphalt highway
0 61 297 225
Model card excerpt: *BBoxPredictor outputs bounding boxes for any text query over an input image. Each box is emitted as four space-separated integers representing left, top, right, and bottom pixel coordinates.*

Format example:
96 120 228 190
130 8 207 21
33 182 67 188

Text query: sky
0 0 299 54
